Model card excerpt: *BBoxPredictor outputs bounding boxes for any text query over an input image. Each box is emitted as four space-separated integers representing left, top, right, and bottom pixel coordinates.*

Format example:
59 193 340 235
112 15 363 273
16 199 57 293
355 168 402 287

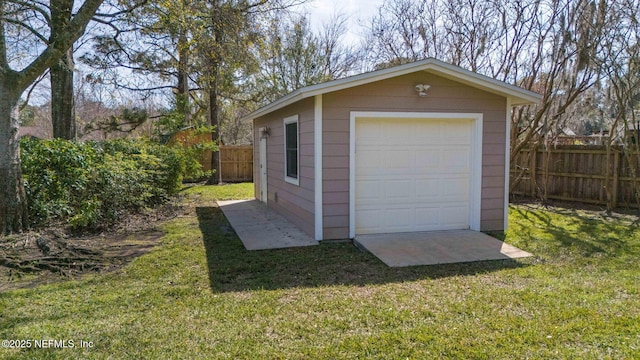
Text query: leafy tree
83 106 149 139
192 0 307 183
81 0 198 122
83 0 306 182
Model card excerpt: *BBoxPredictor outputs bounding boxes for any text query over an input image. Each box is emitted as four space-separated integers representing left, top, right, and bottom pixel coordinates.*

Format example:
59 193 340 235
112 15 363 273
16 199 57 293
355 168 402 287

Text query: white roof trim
243 58 542 121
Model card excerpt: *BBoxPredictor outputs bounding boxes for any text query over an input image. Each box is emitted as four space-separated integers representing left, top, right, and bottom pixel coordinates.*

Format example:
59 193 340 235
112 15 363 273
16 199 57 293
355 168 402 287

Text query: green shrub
21 138 187 231
99 138 186 197
167 126 217 182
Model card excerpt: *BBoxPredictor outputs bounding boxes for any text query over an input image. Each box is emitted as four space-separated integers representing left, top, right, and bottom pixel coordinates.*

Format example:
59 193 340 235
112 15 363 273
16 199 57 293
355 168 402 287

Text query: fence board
511 145 640 208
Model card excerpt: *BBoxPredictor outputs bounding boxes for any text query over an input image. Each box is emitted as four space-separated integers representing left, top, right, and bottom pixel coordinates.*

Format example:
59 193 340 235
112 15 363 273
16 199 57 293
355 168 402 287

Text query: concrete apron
217 199 318 250
217 200 530 266
354 230 532 267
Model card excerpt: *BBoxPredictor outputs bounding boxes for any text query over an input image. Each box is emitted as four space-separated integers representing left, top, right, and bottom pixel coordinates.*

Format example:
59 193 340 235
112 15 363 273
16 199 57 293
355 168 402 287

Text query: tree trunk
50 0 75 139
207 1 222 185
0 89 29 234
207 66 221 185
51 49 76 139
177 32 191 125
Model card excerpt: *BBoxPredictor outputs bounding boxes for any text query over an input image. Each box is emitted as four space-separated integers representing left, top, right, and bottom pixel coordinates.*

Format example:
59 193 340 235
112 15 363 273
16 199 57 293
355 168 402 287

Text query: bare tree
364 0 445 67
597 0 640 211
317 11 361 80
365 0 612 203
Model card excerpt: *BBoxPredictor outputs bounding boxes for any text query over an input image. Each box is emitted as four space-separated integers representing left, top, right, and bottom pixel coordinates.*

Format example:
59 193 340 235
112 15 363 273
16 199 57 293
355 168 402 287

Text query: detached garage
244 58 541 241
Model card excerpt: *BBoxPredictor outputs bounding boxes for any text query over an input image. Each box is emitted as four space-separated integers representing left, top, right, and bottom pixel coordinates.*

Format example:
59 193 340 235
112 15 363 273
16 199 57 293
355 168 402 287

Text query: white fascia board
242 58 542 122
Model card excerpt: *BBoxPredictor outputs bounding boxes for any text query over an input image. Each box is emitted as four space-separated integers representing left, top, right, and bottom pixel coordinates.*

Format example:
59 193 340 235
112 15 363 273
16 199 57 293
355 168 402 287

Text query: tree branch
6 0 51 24
4 17 49 44
114 83 176 92
18 0 105 91
19 69 49 111
94 0 149 18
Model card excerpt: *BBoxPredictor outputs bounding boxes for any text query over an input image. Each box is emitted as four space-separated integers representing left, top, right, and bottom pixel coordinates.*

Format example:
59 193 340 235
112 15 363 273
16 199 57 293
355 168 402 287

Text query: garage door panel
415 179 440 198
386 123 412 143
415 121 445 143
385 150 412 169
356 180 382 201
441 177 470 199
356 208 385 233
441 148 471 172
442 120 473 142
357 204 469 234
441 205 470 227
357 119 383 142
357 150 381 170
385 180 413 199
385 208 413 228
414 207 441 227
356 206 413 234
415 149 440 169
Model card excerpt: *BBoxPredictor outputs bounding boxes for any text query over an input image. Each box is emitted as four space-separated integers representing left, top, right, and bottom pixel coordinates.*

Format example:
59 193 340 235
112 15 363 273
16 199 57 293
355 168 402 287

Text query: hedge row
21 138 189 231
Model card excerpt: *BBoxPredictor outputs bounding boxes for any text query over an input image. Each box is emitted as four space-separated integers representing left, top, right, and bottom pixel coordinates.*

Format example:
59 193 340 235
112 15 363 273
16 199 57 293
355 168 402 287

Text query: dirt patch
0 199 188 292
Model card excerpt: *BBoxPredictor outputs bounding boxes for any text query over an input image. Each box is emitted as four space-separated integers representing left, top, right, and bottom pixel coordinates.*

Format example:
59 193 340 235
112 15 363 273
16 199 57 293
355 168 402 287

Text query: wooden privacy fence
218 145 253 182
197 145 253 182
168 128 253 182
510 145 640 208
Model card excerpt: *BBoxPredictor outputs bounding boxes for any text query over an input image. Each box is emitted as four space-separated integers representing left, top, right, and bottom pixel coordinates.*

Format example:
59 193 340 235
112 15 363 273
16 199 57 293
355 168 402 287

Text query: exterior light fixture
415 84 431 97
260 127 271 139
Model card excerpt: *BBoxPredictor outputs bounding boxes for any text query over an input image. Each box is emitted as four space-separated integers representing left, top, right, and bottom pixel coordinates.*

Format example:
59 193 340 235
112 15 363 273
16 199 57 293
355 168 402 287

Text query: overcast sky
301 0 385 44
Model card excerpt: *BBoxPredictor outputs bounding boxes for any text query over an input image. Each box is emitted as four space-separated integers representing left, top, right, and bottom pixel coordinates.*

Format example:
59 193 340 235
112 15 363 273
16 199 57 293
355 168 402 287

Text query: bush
21 138 187 231
100 139 186 196
166 126 217 182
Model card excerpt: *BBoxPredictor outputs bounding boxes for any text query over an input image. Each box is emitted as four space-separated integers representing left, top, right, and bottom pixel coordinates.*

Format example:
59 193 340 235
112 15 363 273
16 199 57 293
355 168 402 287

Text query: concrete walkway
217 199 318 250
355 230 532 267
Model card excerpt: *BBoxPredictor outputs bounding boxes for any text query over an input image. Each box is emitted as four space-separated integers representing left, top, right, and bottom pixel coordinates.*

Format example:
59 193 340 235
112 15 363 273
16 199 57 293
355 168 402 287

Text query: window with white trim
284 115 299 185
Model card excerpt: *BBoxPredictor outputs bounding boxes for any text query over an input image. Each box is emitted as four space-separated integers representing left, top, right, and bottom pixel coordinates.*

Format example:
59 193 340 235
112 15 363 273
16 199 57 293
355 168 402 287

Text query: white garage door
355 117 473 234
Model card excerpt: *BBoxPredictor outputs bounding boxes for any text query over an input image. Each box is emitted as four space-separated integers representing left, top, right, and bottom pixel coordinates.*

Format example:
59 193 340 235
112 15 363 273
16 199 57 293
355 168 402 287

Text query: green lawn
1 184 639 359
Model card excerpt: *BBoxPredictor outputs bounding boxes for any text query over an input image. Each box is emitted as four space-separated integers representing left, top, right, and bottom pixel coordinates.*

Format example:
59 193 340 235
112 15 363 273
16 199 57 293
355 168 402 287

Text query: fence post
530 147 538 198
612 150 620 209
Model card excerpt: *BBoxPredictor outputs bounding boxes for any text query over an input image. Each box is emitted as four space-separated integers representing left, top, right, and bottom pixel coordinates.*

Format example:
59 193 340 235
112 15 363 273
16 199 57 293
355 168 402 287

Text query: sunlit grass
182 182 254 202
1 184 638 359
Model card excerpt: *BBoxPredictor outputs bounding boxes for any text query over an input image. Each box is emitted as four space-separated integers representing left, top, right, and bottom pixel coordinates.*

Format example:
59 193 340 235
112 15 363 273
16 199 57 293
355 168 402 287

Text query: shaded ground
197 206 527 293
511 196 640 220
0 199 186 292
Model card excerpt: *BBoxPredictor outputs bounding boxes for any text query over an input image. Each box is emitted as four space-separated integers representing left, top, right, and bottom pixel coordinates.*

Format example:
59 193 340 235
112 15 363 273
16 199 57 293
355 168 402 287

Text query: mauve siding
322 73 508 239
253 97 315 236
